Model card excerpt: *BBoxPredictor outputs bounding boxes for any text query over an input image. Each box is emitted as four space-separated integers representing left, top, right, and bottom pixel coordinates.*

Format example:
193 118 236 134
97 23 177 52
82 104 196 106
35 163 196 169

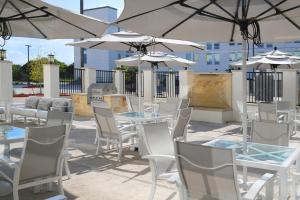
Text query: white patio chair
174 141 275 200
141 121 178 200
127 95 144 112
0 125 67 200
258 102 284 123
276 101 295 123
45 195 66 200
46 111 73 179
251 120 289 146
93 106 137 161
159 101 178 128
172 108 192 142
292 172 300 200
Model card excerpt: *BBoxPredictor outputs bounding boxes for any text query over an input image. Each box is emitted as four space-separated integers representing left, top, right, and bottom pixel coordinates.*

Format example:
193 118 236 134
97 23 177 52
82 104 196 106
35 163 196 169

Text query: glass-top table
0 125 25 144
115 112 172 123
204 139 300 200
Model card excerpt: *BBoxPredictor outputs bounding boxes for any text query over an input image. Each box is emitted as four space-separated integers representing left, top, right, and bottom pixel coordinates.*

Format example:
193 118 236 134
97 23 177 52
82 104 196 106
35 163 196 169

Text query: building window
214 54 220 65
229 42 235 46
214 43 220 49
83 49 87 64
118 53 121 59
229 52 236 61
258 43 264 48
194 53 200 62
186 53 192 60
206 43 212 50
236 52 242 60
237 43 242 45
206 53 213 65
266 43 273 48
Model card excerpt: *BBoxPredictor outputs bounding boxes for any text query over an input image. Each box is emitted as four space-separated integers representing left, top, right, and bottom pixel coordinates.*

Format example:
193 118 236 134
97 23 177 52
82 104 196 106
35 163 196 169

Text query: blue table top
0 125 25 142
204 139 296 165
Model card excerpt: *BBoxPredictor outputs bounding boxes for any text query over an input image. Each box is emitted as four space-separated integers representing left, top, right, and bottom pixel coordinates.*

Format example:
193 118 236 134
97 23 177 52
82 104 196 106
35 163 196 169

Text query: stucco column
278 69 298 108
43 64 59 98
0 60 13 121
231 70 243 121
143 69 154 102
179 70 191 98
114 70 124 94
84 67 97 92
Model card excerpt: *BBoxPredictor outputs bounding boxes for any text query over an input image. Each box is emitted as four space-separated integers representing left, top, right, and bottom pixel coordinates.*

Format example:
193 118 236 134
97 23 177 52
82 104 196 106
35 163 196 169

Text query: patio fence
60 68 85 96
247 71 283 103
123 71 144 97
155 71 179 98
96 70 115 83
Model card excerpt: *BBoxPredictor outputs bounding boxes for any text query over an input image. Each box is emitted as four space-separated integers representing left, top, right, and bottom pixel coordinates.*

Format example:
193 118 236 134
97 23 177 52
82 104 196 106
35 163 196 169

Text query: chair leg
58 178 64 196
117 142 122 162
10 114 13 123
64 159 71 179
13 185 19 200
94 132 98 144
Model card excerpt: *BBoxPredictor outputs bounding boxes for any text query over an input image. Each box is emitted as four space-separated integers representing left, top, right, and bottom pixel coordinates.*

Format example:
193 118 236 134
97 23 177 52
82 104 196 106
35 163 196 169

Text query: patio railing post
179 70 191 98
279 69 298 108
0 60 13 121
144 69 154 102
84 67 96 93
232 70 243 121
43 63 59 98
114 70 124 94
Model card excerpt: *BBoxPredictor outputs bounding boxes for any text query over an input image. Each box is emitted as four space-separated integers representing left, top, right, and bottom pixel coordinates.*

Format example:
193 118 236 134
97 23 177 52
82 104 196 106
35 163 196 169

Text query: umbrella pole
138 46 142 112
274 68 278 102
242 39 248 188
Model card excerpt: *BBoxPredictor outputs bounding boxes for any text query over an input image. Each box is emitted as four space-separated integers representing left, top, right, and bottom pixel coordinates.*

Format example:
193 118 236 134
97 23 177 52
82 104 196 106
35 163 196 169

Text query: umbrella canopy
231 48 300 68
0 0 108 43
117 0 300 43
66 31 204 53
115 52 196 67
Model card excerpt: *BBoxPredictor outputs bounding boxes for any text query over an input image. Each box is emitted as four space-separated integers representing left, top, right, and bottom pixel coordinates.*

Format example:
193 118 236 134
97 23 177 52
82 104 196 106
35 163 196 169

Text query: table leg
279 168 289 200
3 144 10 157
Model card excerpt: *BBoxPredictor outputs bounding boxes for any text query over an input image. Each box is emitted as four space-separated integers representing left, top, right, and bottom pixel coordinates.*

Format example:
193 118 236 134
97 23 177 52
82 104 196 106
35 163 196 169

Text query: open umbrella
116 1 300 192
0 0 108 44
66 31 203 111
115 51 196 68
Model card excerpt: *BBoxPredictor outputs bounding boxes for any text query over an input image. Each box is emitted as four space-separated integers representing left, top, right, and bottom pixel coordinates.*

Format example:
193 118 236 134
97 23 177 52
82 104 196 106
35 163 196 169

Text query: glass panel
206 43 212 50
83 49 87 64
229 42 235 46
0 126 25 140
205 139 296 165
214 43 220 49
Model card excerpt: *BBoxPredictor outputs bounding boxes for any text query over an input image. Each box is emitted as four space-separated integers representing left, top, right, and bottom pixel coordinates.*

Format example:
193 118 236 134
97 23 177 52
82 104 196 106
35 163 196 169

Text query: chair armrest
0 156 19 169
119 124 137 131
142 154 175 161
243 173 275 200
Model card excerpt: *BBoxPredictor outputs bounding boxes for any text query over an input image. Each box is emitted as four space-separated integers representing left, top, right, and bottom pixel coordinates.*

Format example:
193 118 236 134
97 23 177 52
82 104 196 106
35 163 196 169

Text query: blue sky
5 0 124 65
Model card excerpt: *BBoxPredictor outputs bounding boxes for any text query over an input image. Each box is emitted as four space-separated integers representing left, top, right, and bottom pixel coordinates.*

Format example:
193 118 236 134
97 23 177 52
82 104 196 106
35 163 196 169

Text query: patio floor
0 116 300 200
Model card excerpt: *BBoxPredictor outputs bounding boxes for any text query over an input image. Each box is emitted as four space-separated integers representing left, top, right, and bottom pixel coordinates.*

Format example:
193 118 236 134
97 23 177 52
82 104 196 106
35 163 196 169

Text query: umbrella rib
89 41 105 48
7 7 48 20
158 43 174 52
17 0 98 37
161 1 215 37
255 0 287 19
260 0 300 30
8 1 47 38
230 0 242 42
116 0 182 24
245 0 251 16
0 0 9 16
257 4 300 23
211 1 235 19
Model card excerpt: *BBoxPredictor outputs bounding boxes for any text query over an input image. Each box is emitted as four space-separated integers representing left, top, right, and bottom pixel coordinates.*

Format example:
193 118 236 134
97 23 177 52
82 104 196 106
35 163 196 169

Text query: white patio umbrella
67 31 203 111
116 0 300 151
115 51 196 68
231 48 300 101
0 0 108 43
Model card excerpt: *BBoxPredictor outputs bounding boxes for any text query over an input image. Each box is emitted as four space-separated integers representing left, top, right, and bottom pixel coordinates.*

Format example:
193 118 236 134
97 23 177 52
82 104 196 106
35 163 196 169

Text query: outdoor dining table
204 139 300 200
115 111 172 155
0 125 25 155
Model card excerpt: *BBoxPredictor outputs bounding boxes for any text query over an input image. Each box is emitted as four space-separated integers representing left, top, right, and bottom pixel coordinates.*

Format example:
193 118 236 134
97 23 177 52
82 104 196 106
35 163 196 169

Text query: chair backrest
172 108 192 141
46 111 73 130
127 96 144 112
93 106 120 138
251 120 289 146
276 101 292 111
178 98 190 109
175 141 240 200
258 102 277 122
142 121 174 156
236 100 243 114
19 125 67 183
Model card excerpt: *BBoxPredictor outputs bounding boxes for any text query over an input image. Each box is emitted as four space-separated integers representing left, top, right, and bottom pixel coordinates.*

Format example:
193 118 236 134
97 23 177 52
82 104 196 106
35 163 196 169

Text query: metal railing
96 70 115 83
123 71 144 97
155 71 179 98
60 68 84 96
247 71 283 103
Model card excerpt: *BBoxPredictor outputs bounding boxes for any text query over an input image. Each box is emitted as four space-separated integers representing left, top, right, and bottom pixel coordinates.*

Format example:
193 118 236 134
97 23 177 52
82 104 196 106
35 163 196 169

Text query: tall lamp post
80 0 84 68
25 44 31 86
